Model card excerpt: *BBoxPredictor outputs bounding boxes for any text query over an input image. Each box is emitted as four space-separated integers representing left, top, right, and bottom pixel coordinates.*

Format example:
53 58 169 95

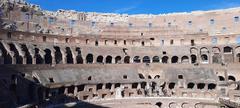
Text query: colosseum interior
1 0 240 108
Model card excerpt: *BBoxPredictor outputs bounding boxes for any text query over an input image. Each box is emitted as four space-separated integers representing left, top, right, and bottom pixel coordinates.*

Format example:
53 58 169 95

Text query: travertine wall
1 0 240 107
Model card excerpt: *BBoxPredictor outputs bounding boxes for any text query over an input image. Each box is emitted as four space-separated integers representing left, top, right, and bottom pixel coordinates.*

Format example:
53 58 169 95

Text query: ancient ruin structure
1 0 240 107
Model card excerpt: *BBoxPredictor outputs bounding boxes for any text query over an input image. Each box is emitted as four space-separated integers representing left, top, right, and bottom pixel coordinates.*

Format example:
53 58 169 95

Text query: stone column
64 87 68 95
74 86 78 96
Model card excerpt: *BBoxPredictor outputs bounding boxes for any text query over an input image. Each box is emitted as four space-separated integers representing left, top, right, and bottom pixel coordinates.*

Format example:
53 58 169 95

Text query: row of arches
1 42 240 65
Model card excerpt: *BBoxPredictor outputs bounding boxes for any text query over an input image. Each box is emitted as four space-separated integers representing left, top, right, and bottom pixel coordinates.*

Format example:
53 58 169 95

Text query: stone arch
228 75 236 81
143 56 150 63
194 103 204 108
190 47 198 54
224 46 234 63
115 56 121 64
124 56 130 64
201 54 208 64
140 82 147 89
54 46 62 64
171 56 178 63
162 56 168 64
187 82 195 89
200 47 209 54
155 102 162 108
133 56 141 63
181 56 189 64
0 42 12 64
148 75 152 79
197 83 205 89
200 47 209 64
169 82 175 89
138 73 145 79
96 55 104 63
224 46 233 53
154 75 160 79
105 55 112 64
169 102 177 108
218 76 225 81
235 46 240 62
66 47 73 64
97 83 103 90
182 103 190 108
208 83 216 90
9 43 23 64
106 83 112 89
152 56 160 63
212 47 222 64
86 53 93 64
21 44 32 64
76 47 83 64
191 54 197 64
44 49 52 64
35 48 43 64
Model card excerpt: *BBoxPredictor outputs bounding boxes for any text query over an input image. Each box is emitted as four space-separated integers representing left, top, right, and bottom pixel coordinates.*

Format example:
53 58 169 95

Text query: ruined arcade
0 0 240 108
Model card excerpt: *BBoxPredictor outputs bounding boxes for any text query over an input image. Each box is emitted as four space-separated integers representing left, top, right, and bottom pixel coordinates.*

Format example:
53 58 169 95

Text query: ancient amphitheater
1 0 240 108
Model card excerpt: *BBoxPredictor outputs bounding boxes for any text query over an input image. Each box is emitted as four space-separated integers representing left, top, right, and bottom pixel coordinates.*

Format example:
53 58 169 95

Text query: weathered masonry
0 0 240 108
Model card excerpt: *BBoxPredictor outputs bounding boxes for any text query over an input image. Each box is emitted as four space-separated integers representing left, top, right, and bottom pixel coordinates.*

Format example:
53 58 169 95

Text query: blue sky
27 0 240 14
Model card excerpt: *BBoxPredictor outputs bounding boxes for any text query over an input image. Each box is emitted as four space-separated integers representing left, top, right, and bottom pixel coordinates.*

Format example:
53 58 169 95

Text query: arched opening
224 46 233 53
86 54 93 64
114 83 121 88
76 55 83 64
154 75 160 79
201 54 208 64
171 56 178 64
237 53 240 62
115 56 121 64
76 47 83 64
224 46 233 63
218 76 225 81
155 102 162 108
169 82 175 89
66 47 73 64
181 56 189 64
54 46 62 64
97 84 103 90
197 83 205 89
96 55 103 63
106 83 112 89
9 43 23 64
212 47 221 64
105 55 112 64
208 83 216 90
152 56 160 63
124 56 130 64
133 56 141 63
68 85 75 94
138 73 145 79
141 82 146 89
162 56 168 64
44 49 52 64
228 75 236 81
35 48 43 64
148 75 152 79
132 83 138 89
143 56 150 63
4 54 12 64
191 55 197 64
21 44 32 64
0 42 11 64
187 82 195 89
